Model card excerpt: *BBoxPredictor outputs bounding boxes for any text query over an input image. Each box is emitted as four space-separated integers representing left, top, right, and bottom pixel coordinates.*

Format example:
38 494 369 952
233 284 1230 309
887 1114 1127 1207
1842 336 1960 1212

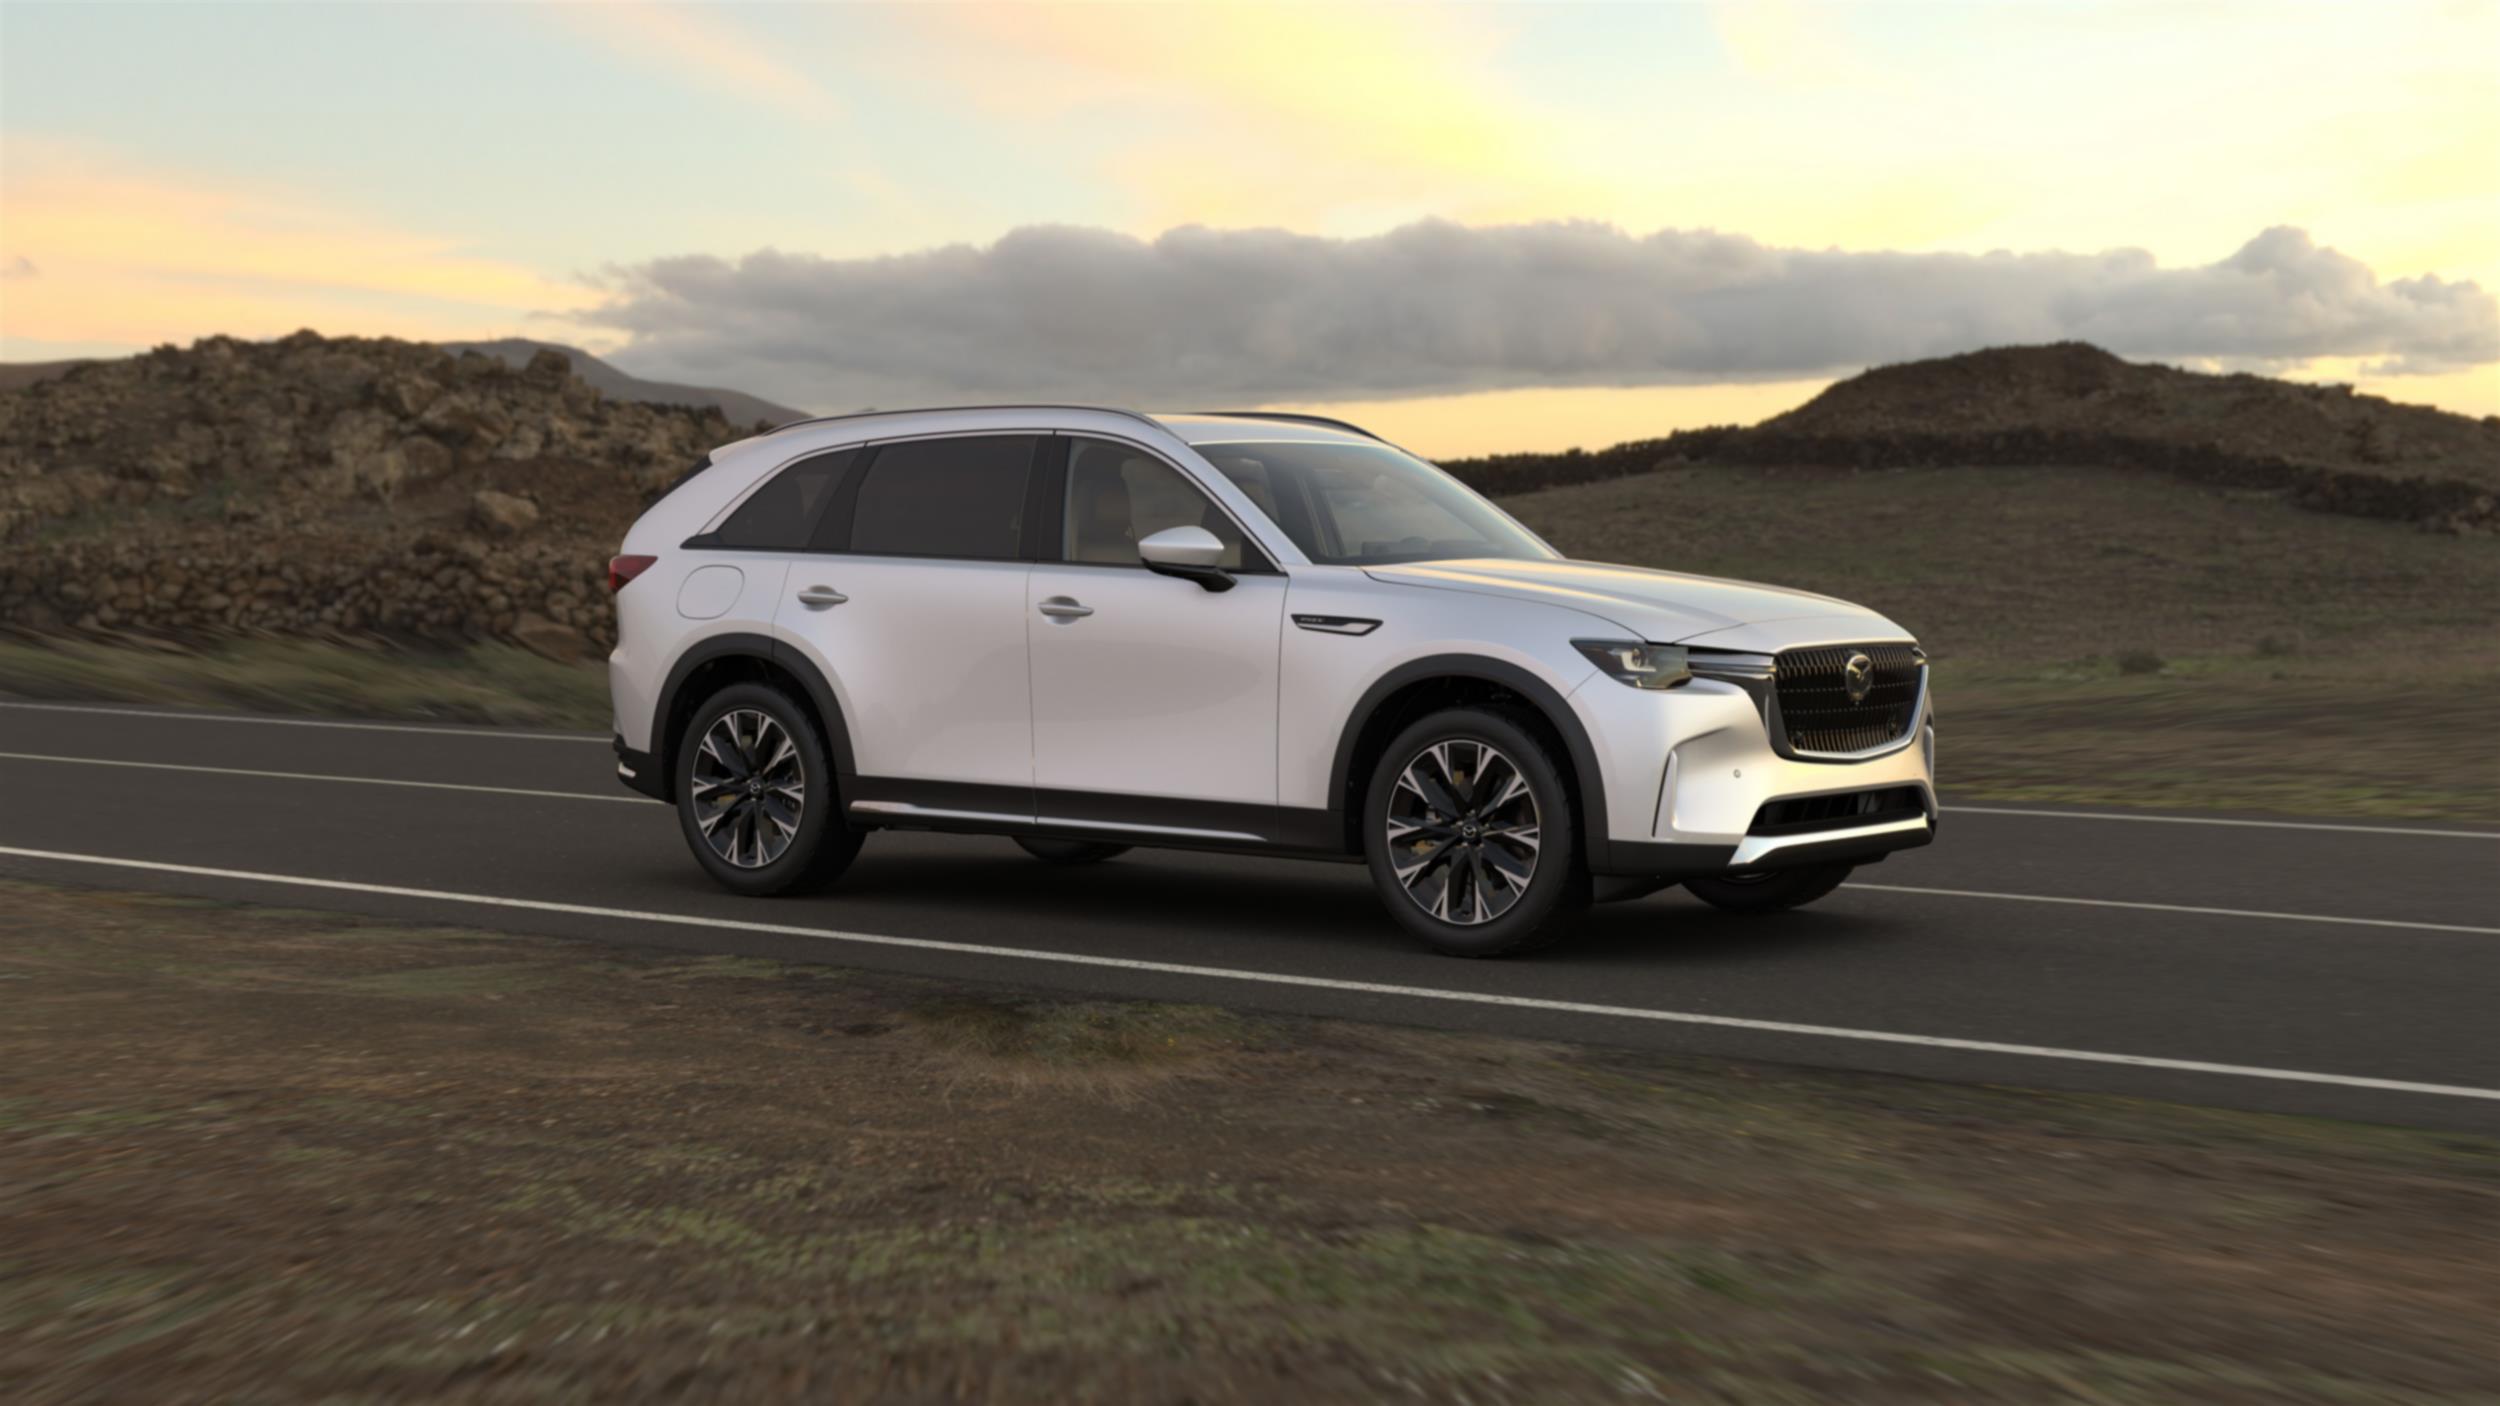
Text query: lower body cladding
1571 673 1938 884
839 778 1348 861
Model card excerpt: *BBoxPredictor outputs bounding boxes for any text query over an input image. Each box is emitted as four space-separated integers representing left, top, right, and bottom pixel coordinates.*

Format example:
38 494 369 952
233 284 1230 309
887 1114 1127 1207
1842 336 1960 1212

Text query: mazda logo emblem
1842 652 1876 705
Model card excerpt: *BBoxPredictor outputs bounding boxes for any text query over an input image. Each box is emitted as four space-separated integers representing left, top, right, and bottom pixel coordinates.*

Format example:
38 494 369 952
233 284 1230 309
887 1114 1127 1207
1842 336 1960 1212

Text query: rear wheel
1684 863 1851 913
675 682 862 896
1015 837 1131 866
1363 708 1582 957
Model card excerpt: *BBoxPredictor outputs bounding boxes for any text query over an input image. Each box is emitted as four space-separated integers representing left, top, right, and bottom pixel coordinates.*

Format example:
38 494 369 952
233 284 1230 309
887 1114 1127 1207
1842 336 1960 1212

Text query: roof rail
1183 410 1385 442
764 403 1163 436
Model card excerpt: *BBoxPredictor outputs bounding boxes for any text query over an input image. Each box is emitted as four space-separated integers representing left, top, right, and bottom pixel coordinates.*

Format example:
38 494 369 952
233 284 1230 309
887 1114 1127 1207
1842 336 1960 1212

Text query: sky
2 0 2495 456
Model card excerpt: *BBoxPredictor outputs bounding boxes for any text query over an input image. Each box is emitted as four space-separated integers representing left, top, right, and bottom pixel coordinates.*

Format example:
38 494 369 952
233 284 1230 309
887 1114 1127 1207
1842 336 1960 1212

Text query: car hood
1363 558 1911 650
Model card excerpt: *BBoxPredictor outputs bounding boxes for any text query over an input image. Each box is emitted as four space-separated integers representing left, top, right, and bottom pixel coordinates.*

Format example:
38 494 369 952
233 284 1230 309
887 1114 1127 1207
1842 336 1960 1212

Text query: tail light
608 554 658 593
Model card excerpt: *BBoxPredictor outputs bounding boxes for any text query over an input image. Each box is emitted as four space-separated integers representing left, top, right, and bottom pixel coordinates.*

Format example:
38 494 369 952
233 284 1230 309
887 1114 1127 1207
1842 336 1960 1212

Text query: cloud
0 256 37 280
584 222 2500 410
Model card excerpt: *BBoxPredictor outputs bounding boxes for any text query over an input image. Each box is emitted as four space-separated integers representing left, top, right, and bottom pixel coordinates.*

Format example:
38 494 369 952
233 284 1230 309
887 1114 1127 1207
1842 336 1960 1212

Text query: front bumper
1596 809 1936 880
1571 668 1937 879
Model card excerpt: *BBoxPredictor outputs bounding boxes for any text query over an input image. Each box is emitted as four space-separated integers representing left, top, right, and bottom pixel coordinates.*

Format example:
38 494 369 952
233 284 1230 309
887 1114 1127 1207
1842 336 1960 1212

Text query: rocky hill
438 338 807 430
1 339 809 427
0 332 749 658
3 335 2494 661
1443 343 2500 531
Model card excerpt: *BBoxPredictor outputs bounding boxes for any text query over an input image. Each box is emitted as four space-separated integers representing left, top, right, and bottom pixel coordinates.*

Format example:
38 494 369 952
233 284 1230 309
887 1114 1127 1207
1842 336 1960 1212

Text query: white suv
607 407 1935 956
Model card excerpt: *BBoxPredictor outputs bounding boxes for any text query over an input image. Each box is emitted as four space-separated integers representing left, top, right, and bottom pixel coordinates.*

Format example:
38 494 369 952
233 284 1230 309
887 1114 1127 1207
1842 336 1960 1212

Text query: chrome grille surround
1771 643 1927 760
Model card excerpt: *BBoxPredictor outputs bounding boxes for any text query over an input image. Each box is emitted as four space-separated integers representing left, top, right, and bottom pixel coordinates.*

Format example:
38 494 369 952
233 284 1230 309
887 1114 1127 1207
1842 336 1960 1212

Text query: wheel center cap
1460 820 1481 840
746 779 765 797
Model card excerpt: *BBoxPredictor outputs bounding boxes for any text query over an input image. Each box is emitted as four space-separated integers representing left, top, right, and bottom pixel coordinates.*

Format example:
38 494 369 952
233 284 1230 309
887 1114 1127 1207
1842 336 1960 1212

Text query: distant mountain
0 359 94 392
437 339 807 431
0 338 808 430
1437 343 2500 533
1749 342 2498 486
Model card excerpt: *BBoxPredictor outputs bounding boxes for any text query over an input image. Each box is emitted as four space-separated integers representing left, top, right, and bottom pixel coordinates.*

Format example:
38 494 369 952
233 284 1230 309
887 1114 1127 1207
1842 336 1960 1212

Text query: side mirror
1137 525 1236 592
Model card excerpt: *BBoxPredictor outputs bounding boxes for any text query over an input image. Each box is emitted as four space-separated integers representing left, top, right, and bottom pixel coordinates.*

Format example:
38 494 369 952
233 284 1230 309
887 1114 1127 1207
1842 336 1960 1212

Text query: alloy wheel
690 708 806 869
1385 738 1541 925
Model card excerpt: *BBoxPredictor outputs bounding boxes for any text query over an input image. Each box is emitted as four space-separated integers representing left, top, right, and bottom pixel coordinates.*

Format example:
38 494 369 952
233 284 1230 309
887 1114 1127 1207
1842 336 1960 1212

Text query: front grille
1774 643 1923 755
1749 785 1927 836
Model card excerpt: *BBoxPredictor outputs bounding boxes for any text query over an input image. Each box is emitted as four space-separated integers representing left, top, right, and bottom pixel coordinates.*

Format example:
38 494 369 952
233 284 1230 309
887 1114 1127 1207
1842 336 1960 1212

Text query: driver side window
1063 439 1247 569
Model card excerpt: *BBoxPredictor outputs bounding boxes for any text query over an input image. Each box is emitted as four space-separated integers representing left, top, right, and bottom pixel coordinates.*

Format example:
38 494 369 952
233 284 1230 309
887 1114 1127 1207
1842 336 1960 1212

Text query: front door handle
1037 597 1094 620
795 585 849 608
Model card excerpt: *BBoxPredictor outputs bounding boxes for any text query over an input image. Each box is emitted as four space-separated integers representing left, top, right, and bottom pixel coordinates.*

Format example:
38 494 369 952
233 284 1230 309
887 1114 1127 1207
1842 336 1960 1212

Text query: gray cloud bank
587 222 2499 409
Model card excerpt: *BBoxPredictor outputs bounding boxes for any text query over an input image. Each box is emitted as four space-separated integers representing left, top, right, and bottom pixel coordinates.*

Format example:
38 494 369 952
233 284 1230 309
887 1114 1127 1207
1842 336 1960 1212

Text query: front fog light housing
1574 640 1691 690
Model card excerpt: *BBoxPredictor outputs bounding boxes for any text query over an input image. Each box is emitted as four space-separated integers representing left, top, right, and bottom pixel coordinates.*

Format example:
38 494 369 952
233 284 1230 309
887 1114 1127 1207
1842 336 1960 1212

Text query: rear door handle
795 585 849 608
1037 597 1093 620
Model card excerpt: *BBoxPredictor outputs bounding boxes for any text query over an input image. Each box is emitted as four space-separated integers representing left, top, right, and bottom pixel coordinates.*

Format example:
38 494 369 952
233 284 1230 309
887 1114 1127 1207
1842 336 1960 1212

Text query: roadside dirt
4 880 2495 1402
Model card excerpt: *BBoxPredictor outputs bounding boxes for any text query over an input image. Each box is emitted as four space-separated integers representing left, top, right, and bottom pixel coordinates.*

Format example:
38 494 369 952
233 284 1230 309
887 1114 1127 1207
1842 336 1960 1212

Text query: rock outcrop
0 331 765 652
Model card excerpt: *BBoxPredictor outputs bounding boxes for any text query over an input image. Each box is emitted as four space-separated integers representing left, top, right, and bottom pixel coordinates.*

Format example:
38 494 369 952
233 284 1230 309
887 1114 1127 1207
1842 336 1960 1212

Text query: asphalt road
3 700 2496 1131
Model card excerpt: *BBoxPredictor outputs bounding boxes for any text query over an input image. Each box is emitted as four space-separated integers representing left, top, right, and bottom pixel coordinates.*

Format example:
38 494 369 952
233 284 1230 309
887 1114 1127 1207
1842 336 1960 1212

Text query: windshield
1190 440 1556 567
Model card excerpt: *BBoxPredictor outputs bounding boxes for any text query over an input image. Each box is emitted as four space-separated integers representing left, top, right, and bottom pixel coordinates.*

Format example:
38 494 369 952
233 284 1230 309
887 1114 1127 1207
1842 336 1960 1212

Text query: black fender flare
649 633 857 801
1326 654 1610 854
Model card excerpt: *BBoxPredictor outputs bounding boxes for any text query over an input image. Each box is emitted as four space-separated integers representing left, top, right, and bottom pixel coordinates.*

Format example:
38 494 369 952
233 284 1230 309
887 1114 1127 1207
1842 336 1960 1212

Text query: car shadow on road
1545 901 1897 966
705 836 1915 969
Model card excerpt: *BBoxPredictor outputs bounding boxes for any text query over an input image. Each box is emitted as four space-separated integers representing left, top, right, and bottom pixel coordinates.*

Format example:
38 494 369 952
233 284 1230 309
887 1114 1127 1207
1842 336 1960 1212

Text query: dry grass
1507 462 2500 667
5 879 2496 1402
1510 463 2500 820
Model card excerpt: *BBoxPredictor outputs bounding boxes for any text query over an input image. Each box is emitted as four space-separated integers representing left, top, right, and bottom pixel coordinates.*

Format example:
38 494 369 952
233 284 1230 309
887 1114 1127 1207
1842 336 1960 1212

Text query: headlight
1573 640 1691 690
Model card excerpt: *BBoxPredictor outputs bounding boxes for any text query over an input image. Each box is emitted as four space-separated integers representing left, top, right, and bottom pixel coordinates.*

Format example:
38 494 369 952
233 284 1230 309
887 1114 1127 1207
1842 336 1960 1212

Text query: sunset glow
3 1 2493 443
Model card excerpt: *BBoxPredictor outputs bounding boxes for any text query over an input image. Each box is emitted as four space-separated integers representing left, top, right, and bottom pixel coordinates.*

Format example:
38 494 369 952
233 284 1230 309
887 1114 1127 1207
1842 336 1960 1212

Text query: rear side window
848 435 1036 561
706 448 857 550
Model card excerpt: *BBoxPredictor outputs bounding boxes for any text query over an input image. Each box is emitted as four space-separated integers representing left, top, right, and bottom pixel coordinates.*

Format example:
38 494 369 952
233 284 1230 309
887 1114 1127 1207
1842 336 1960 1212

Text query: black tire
1015 837 1131 866
1685 863 1852 913
674 682 862 896
1363 707 1583 957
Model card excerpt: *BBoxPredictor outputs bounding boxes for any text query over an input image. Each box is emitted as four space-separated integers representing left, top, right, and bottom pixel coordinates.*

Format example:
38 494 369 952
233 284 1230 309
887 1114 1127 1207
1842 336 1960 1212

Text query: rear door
771 434 1041 815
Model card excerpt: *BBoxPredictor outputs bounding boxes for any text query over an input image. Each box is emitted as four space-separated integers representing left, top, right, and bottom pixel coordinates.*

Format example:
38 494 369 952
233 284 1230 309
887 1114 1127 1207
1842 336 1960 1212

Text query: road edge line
1941 804 2500 842
0 700 607 742
1843 882 2500 936
0 751 649 805
4 844 2495 1105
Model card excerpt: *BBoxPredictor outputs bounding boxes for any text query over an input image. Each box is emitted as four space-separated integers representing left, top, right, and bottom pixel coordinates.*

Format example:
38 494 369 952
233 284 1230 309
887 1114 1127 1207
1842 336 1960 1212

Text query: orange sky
3 1 2493 451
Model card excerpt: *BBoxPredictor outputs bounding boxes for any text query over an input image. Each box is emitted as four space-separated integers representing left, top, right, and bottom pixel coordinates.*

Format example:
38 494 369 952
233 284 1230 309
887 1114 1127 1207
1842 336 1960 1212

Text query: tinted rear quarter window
848 435 1037 560
707 448 857 550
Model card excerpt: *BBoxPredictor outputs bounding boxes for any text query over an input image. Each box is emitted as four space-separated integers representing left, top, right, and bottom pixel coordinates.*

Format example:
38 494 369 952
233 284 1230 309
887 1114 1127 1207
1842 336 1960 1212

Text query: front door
1026 437 1286 822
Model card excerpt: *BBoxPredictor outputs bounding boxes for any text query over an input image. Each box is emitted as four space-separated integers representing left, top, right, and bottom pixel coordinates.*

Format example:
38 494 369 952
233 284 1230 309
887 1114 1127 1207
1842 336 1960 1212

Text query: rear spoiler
646 454 713 507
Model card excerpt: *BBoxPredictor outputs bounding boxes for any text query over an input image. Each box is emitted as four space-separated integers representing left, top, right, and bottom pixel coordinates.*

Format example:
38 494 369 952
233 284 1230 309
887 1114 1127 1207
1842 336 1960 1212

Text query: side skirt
844 778 1352 862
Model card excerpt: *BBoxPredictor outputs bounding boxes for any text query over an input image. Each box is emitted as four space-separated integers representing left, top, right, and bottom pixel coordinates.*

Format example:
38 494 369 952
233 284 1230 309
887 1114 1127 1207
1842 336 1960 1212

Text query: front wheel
675 682 862 896
1363 708 1583 957
1684 863 1852 913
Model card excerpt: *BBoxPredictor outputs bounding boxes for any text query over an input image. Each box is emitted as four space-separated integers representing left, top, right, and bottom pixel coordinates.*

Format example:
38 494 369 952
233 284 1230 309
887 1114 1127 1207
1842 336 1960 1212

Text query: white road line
0 700 606 742
0 751 648 805
1844 882 2500 936
3 750 2487 935
7 700 2493 842
1942 804 2499 842
2 844 2494 1105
